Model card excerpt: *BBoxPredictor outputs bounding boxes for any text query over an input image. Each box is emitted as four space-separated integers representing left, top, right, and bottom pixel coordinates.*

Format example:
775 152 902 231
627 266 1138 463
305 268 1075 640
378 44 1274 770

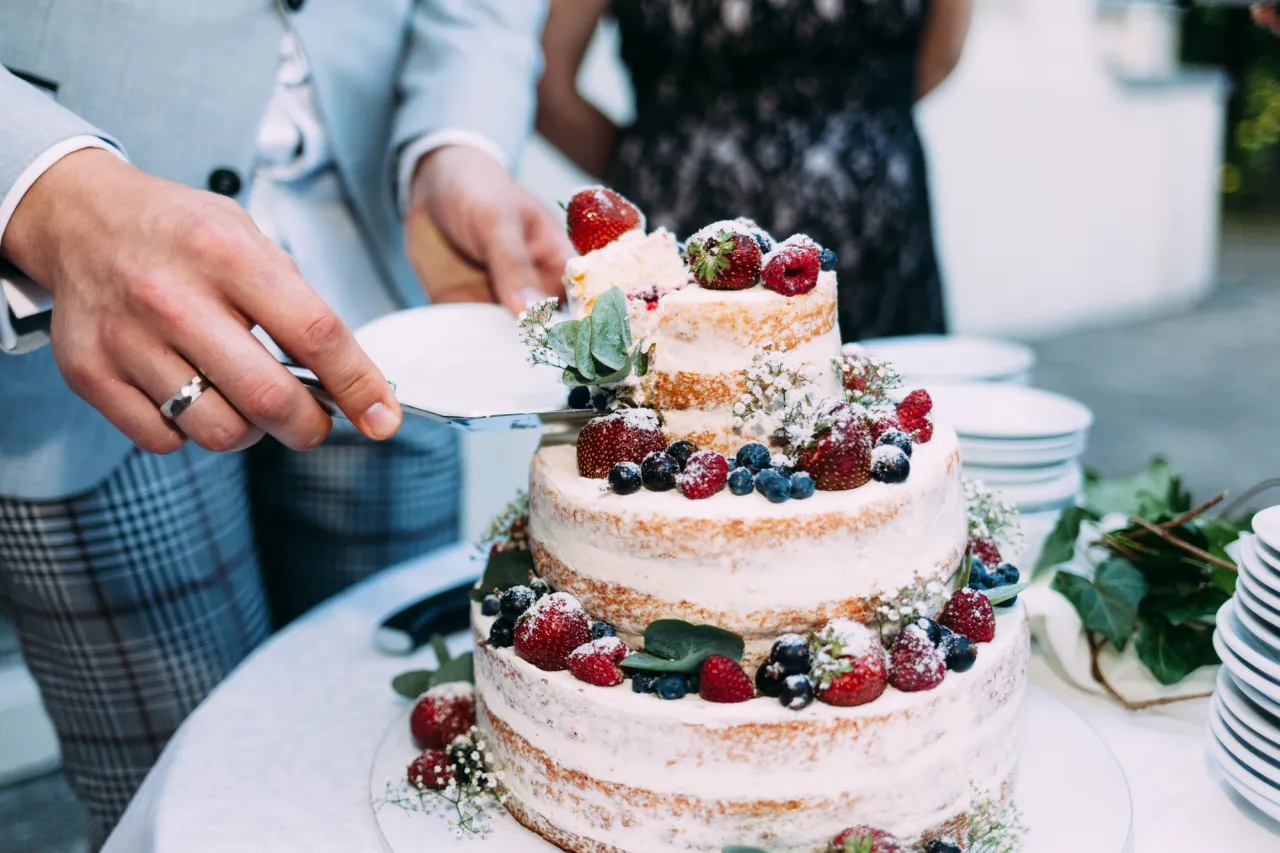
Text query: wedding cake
452 189 1029 852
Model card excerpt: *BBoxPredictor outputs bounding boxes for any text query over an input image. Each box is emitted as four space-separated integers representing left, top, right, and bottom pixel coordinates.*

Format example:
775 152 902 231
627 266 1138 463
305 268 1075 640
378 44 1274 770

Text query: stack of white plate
1208 508 1280 821
857 335 1036 387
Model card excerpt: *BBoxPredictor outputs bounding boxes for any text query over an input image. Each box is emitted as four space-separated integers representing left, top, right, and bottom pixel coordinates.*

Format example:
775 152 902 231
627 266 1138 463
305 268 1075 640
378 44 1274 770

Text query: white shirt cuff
0 135 124 353
396 129 509 218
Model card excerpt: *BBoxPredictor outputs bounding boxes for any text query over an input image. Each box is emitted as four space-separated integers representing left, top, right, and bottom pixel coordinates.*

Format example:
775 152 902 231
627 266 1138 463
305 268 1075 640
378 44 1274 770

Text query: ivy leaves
620 620 745 675
1052 560 1148 650
545 288 649 387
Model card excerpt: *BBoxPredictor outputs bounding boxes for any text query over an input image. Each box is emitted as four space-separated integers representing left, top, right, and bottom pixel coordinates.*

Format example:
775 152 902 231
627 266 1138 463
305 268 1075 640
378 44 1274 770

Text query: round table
102 545 1280 853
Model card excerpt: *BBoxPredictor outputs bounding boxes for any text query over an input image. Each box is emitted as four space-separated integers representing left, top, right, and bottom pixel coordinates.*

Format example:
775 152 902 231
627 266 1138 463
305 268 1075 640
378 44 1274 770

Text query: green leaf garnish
1033 504 1097 579
588 287 631 370
1134 615 1218 685
1051 559 1148 650
982 581 1030 606
391 670 437 700
547 319 581 366
1083 457 1188 521
430 634 452 666
620 619 745 674
469 548 535 601
390 641 475 699
432 651 476 687
575 318 596 381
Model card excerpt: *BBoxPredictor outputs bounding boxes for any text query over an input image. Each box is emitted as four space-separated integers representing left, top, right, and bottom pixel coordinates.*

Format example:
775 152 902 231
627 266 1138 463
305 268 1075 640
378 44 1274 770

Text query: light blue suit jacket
0 0 547 500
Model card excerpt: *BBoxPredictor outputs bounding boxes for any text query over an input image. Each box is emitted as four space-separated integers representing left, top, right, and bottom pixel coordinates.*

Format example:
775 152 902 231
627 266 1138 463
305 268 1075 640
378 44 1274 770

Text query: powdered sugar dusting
761 233 819 267
595 408 661 431
425 681 475 700
569 636 629 664
520 592 585 633
809 618 880 688
687 219 755 249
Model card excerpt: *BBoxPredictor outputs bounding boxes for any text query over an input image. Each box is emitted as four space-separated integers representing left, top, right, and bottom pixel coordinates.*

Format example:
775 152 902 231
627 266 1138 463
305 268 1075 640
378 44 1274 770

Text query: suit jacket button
284 0 305 11
208 168 242 197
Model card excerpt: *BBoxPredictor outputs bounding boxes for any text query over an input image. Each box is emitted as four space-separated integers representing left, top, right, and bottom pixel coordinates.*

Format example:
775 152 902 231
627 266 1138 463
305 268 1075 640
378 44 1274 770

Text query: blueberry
529 578 551 598
735 442 772 473
499 585 536 618
488 617 515 648
770 634 812 675
870 445 910 484
779 674 815 710
631 674 659 694
641 452 680 491
666 440 698 471
752 231 774 255
684 673 700 694
656 673 688 700
728 467 755 496
567 386 592 410
591 621 616 640
914 617 944 647
998 563 1022 586
995 594 1018 609
967 558 998 591
609 461 643 495
480 595 501 617
943 633 977 673
755 661 786 697
818 247 838 272
924 839 963 853
755 469 791 503
876 428 913 458
789 472 815 500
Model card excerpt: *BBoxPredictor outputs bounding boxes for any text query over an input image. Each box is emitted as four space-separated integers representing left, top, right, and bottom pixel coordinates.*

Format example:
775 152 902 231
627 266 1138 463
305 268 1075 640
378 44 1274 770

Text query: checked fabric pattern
0 422 460 849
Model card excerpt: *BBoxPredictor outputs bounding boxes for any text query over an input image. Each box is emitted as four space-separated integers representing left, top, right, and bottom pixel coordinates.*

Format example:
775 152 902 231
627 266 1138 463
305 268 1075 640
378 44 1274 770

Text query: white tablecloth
102 545 1280 853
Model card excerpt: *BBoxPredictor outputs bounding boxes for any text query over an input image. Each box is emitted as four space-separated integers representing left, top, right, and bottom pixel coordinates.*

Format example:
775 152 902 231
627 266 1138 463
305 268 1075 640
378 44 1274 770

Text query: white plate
1253 507 1280 555
957 433 1086 452
927 383 1093 441
1215 623 1280 707
370 685 1132 853
1207 728 1280 823
1257 538 1280 574
1209 704 1280 792
1240 556 1280 616
1217 669 1280 752
960 442 1084 469
981 466 1083 514
1240 537 1280 600
1236 587 1280 655
963 461 1079 486
1217 601 1280 685
1214 694 1280 770
857 335 1036 385
355 304 569 419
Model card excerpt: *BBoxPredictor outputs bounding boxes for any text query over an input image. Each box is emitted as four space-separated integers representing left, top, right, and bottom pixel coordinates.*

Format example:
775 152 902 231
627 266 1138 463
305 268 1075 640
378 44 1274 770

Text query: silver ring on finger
159 373 213 421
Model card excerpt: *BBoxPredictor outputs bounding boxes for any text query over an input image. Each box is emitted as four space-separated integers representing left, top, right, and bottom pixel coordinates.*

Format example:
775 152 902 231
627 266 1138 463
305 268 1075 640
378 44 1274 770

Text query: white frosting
475 605 1030 852
563 228 688 322
655 318 843 384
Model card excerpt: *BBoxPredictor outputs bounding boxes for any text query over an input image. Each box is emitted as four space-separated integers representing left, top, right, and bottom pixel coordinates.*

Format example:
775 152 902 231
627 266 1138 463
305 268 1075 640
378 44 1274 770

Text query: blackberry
943 633 977 673
755 661 786 697
641 452 680 492
656 673 688 700
779 674 815 710
728 467 755 496
488 617 515 648
818 247 838 272
876 428 914 458
608 461 643 495
684 673 700 694
914 617 944 647
735 442 772 473
770 634 811 676
590 390 614 413
924 839 963 853
590 621 616 640
666 440 698 471
480 595 501 617
529 578 551 598
755 468 790 503
870 445 910 484
499 585 536 619
567 386 592 410
631 674 659 694
789 472 815 500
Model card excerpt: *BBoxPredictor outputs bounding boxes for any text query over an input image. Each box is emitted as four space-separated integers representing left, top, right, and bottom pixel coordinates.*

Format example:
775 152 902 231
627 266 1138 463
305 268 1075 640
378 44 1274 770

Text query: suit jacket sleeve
391 0 549 170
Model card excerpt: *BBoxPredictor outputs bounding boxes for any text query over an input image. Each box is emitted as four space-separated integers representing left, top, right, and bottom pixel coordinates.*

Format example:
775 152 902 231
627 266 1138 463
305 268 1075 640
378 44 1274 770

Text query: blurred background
4 1 1280 850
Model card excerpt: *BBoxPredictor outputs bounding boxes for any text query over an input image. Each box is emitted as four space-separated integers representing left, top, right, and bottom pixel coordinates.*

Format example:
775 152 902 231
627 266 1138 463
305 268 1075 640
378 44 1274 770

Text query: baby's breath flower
965 479 1025 553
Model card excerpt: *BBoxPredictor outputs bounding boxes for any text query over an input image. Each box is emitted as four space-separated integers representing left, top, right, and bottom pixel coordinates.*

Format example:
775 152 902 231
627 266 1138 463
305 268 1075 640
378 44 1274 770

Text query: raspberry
407 748 455 791
910 419 934 444
797 419 873 491
566 187 644 254
514 592 593 671
576 410 667 479
888 624 946 693
829 825 908 853
698 654 755 703
938 587 997 643
686 226 763 290
869 414 902 442
970 537 1003 568
409 683 476 750
568 636 630 687
896 389 932 423
678 450 730 499
762 235 821 297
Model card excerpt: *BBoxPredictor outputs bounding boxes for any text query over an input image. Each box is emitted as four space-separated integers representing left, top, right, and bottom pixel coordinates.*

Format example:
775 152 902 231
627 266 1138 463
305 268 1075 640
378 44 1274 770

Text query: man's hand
1254 4 1280 36
1 148 402 455
407 146 571 314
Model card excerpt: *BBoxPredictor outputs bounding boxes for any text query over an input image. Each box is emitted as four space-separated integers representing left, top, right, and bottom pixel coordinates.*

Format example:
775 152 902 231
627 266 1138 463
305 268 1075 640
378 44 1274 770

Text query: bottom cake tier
472 605 1031 853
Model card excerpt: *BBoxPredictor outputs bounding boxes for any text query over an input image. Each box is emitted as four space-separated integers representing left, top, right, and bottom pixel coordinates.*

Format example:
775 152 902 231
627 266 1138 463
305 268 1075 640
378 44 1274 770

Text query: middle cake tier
528 425 968 661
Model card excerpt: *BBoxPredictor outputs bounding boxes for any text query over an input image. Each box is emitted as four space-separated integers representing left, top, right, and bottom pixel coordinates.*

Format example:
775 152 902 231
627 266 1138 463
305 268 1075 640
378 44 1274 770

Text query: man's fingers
524 203 572 303
485 212 548 314
59 358 186 456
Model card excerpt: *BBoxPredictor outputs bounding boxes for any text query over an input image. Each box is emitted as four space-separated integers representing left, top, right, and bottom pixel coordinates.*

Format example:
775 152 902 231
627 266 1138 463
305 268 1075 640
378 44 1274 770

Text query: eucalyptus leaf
618 651 713 674
1033 504 1096 578
588 288 631 370
593 347 639 386
431 651 475 687
469 548 535 601
1051 559 1148 650
635 342 650 377
547 320 581 366
982 581 1031 606
644 619 745 662
1134 616 1219 685
575 318 596 381
391 669 436 700
430 634 452 666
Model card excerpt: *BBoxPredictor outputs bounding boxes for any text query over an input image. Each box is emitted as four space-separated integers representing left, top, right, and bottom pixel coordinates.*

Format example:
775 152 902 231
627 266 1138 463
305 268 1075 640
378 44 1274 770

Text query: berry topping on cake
410 683 477 750
755 660 786 697
789 471 816 499
568 636 630 687
829 826 907 853
923 838 963 853
655 672 689 700
566 186 644 254
914 617 944 646
480 595 501 617
407 749 455 791
728 467 755 496
641 451 681 491
577 411 667 479
678 450 730 499
967 558 999 591
754 468 791 503
698 654 755 703
818 247 838 272
608 461 643 495
500 585 537 619
942 630 977 673
819 647 888 708
870 445 911 484
762 235 821 297
939 587 997 643
514 592 593 672
797 419 873 491
888 624 946 693
876 428 913 458
779 673 815 710
529 577 551 598
896 389 934 444
810 619 887 707
994 563 1022 607
665 440 698 470
970 537 1002 568
488 618 514 648
733 217 775 254
770 633 812 675
869 414 903 442
686 225 764 291
735 442 773 472
631 673 659 694
591 620 617 640
567 385 592 410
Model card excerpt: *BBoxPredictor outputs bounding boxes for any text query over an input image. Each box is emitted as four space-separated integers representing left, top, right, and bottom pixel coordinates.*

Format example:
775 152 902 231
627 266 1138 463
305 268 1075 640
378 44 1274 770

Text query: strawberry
565 187 644 254
829 825 907 853
811 619 887 707
514 592 593 671
576 410 667 479
409 683 476 750
970 537 1003 569
698 654 755 703
678 450 730 500
938 587 997 643
797 419 873 491
762 235 821 297
896 389 934 444
407 748 456 791
568 636 630 687
819 653 887 708
686 227 763 291
888 624 946 693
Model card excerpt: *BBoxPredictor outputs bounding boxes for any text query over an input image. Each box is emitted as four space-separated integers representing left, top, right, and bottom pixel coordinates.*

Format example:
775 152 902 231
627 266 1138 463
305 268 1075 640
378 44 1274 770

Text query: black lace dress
607 0 947 342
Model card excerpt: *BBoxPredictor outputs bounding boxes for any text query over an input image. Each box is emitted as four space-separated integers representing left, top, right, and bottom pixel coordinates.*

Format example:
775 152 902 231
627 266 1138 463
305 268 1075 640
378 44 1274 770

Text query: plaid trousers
0 422 460 849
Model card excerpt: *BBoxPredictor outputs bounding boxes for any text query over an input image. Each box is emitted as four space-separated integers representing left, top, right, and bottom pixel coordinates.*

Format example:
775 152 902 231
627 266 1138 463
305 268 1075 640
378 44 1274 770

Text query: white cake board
369 685 1133 852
